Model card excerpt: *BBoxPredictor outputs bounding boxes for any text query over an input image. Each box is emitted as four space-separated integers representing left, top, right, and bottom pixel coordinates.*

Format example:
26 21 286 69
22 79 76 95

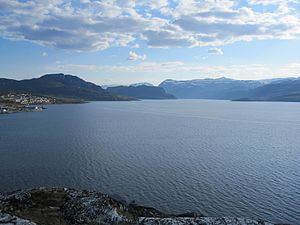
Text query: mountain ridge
159 77 300 101
107 85 176 99
0 74 134 101
2 74 300 102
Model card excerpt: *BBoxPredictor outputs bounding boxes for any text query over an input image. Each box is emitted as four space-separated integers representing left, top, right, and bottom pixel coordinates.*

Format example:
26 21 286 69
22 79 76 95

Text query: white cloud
208 48 223 55
248 0 296 5
131 43 140 48
42 52 48 57
0 0 300 51
127 51 147 61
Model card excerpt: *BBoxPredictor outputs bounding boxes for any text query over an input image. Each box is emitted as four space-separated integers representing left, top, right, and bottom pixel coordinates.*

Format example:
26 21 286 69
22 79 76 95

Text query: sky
1 0 300 85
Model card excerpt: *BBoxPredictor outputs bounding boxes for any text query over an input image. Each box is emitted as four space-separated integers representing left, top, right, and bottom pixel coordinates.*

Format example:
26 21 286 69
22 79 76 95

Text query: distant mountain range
107 85 176 99
1 74 300 102
0 74 133 101
245 77 300 101
159 77 300 102
0 74 175 101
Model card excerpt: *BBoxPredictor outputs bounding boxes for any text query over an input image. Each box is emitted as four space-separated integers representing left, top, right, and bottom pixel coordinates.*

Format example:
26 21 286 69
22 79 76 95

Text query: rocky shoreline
0 188 277 225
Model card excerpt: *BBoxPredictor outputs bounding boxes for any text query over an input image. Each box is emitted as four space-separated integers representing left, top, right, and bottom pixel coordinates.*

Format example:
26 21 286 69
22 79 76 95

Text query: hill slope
244 78 300 101
107 85 176 99
159 77 300 102
159 78 263 100
0 74 133 101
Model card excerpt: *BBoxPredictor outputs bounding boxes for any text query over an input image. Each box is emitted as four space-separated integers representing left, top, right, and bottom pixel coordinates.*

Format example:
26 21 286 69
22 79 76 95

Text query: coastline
0 95 87 115
0 187 276 225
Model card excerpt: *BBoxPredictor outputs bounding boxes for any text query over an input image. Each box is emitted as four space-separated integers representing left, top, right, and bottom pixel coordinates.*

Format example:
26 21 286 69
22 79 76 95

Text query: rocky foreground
0 188 276 225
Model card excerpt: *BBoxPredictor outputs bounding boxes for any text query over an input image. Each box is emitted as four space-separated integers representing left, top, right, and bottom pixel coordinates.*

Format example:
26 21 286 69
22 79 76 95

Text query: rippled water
1 100 300 224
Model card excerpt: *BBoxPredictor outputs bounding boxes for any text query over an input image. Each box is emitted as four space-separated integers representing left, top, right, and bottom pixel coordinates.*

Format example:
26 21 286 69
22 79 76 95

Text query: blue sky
1 0 300 85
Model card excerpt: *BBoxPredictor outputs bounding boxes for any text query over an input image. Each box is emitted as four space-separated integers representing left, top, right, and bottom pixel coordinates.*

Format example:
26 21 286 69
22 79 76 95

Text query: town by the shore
0 93 84 114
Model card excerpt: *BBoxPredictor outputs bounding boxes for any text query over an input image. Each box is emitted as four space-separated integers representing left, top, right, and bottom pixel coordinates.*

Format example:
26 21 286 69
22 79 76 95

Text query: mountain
107 85 176 99
159 77 264 99
242 77 300 101
159 77 300 102
2 74 299 102
130 82 154 87
0 74 133 101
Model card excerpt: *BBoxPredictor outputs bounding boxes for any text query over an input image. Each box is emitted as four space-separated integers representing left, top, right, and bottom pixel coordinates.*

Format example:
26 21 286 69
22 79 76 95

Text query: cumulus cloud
131 43 140 48
42 52 48 57
208 48 224 55
127 51 147 61
0 0 300 51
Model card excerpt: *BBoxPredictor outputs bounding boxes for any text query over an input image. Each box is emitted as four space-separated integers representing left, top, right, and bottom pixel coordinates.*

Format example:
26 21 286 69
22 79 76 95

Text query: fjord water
1 100 300 224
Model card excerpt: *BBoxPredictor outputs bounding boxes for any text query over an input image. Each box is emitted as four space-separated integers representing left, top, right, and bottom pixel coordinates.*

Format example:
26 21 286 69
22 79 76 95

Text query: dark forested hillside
107 85 176 99
0 74 133 101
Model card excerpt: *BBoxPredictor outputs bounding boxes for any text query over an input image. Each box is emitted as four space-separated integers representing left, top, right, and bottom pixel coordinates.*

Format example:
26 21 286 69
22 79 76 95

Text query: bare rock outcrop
0 188 276 225
0 212 37 225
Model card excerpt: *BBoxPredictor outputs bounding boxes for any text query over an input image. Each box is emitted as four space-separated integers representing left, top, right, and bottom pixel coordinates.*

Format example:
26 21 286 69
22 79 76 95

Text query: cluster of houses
1 93 54 105
0 93 52 114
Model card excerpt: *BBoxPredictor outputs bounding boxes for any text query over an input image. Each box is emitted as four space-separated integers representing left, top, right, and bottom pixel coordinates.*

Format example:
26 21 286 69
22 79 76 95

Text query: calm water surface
1 100 300 224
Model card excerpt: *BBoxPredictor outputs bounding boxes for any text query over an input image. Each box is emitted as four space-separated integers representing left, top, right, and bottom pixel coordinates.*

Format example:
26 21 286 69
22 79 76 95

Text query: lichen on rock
0 212 37 225
0 188 277 225
63 189 132 224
